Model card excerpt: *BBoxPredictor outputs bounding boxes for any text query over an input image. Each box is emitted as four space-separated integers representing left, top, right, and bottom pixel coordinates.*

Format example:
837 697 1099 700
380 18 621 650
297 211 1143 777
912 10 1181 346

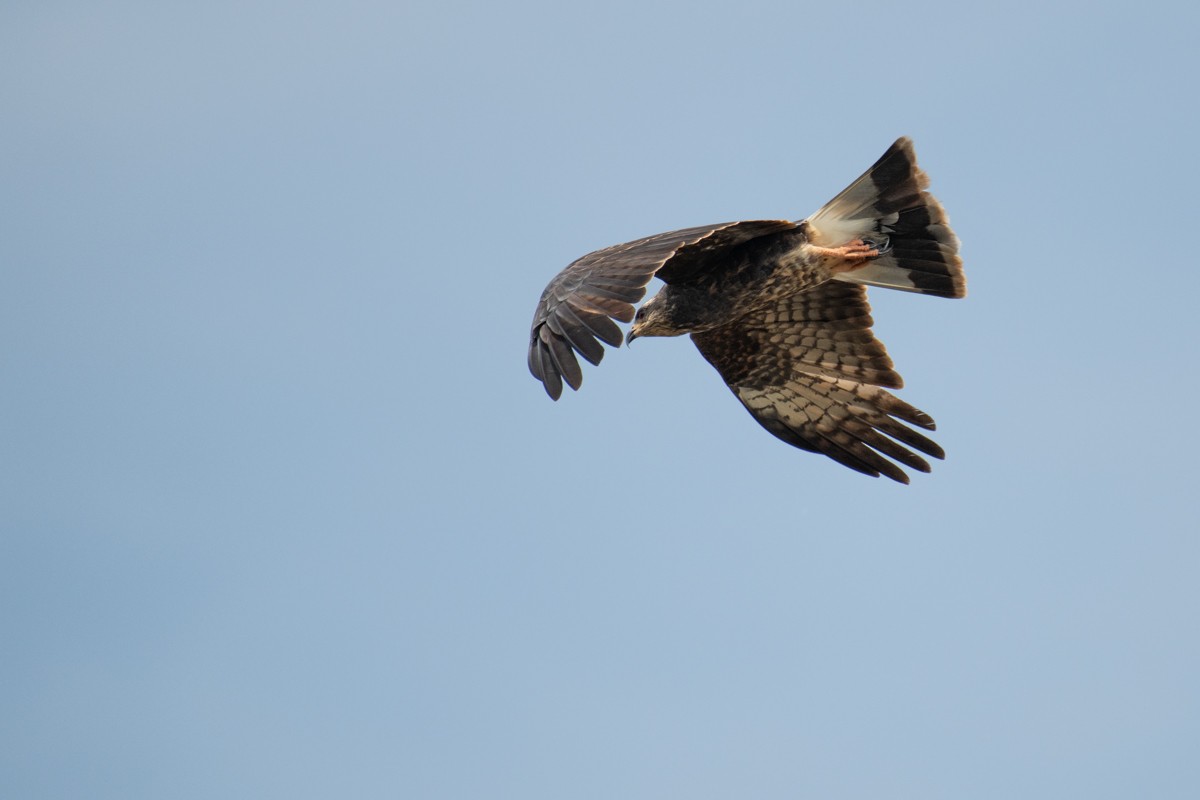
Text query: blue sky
3 1 1198 798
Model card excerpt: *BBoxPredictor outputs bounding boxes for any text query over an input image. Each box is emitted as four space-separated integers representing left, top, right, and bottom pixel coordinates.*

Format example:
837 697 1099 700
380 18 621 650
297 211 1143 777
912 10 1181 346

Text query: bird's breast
704 245 832 322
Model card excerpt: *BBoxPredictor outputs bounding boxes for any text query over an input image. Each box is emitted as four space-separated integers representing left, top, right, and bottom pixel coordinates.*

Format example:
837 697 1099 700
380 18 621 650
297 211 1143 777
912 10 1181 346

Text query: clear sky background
3 1 1198 798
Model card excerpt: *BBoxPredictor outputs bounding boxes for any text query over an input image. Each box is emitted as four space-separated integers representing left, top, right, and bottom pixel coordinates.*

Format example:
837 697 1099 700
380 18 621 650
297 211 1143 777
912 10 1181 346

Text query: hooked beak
626 328 639 346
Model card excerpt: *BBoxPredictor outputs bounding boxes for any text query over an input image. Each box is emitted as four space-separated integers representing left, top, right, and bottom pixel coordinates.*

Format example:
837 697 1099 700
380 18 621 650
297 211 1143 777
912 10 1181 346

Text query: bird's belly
717 254 833 321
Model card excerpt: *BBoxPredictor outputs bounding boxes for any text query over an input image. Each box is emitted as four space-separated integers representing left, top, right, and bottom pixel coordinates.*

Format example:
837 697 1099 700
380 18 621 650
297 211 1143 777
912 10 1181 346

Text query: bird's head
626 294 679 344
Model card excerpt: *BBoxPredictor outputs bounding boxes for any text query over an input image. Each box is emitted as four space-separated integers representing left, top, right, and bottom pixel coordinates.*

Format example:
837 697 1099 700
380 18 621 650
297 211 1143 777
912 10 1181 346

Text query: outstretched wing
691 281 944 483
528 220 797 399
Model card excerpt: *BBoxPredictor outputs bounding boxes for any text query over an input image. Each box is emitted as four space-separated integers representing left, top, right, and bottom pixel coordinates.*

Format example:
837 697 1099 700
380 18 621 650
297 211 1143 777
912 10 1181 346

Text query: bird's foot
809 239 881 272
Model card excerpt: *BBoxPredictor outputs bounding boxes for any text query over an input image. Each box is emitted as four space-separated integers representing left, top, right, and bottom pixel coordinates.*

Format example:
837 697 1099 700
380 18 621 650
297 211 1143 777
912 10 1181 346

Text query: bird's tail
805 138 965 299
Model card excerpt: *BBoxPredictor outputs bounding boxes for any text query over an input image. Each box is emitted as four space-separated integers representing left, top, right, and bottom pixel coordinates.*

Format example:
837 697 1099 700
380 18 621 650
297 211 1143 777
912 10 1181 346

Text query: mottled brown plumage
527 138 965 482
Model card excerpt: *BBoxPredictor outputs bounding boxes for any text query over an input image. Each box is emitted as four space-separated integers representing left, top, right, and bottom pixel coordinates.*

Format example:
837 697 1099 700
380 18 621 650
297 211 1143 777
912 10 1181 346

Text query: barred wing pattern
692 282 944 483
528 220 796 399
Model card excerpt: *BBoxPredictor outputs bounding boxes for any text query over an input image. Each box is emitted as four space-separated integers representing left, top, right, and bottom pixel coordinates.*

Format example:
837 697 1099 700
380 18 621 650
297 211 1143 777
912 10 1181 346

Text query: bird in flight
527 138 965 483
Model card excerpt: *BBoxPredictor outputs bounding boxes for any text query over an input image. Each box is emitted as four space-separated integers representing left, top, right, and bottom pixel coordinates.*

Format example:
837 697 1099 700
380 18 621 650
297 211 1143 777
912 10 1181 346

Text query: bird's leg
807 239 880 273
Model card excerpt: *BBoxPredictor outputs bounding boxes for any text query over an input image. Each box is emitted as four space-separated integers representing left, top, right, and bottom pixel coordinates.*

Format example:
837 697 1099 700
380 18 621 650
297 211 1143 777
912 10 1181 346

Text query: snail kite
527 138 965 483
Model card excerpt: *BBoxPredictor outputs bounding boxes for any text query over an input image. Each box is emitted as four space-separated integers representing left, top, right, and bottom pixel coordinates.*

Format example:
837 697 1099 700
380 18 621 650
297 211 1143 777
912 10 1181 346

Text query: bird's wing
528 220 797 399
691 281 944 483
